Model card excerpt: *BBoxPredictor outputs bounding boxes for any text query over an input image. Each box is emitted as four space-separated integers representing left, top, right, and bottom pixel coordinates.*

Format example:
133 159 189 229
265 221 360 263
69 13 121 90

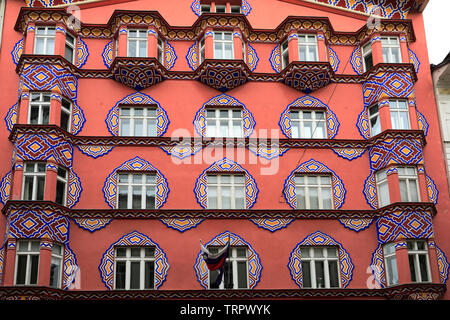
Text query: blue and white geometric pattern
76 38 89 68
194 158 259 209
338 218 374 232
99 231 169 290
160 219 204 232
356 107 370 139
102 40 114 68
194 94 256 138
328 47 340 72
369 138 423 171
71 102 86 135
247 44 259 72
288 231 353 288
105 92 170 136
73 218 112 232
102 157 170 209
279 96 340 139
250 218 294 232
283 159 346 209
186 42 198 70
363 72 415 107
11 38 24 66
269 44 281 73
194 231 262 289
77 145 114 159
0 171 12 206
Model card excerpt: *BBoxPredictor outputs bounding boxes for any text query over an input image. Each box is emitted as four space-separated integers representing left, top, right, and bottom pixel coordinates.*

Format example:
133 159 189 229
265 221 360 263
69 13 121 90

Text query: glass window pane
50 256 62 288
115 261 126 289
139 40 147 57
322 188 332 209
146 187 155 209
118 174 128 183
29 106 39 124
147 118 157 137
237 261 247 288
299 46 307 61
221 186 231 209
118 185 128 209
235 186 245 209
134 119 143 136
409 180 419 202
132 186 142 209
328 260 339 288
16 255 27 284
130 262 140 289
409 255 417 282
120 118 130 136
291 122 300 138
303 121 312 138
386 256 399 286
300 247 310 258
207 186 217 209
418 255 429 282
224 261 233 289
60 110 70 131
36 176 45 200
327 247 337 258
209 269 219 288
236 247 247 257
65 46 74 62
116 247 126 257
120 108 130 116
145 247 155 257
30 255 39 285
315 260 325 288
145 261 154 289
55 180 66 205
131 248 141 257
315 121 326 139
296 186 305 209
30 241 40 251
313 248 323 258
302 261 312 288
399 180 408 202
309 187 319 209
23 176 34 200
128 40 137 57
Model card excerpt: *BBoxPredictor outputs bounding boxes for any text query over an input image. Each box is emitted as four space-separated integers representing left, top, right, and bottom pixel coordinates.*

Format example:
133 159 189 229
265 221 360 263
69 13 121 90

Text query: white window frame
295 174 333 209
368 104 381 137
49 243 64 288
383 243 399 287
290 109 327 139
60 98 72 132
298 34 319 62
65 32 76 64
157 37 164 65
362 42 373 72
398 167 420 202
34 26 55 55
205 108 243 138
407 240 431 283
28 92 51 125
117 172 157 209
22 162 46 201
208 246 248 289
389 100 410 130
14 240 40 286
376 169 390 208
119 107 158 137
55 167 68 206
207 174 245 209
127 29 147 58
281 39 289 69
213 31 234 60
199 37 206 65
114 246 156 290
300 246 341 289
381 36 401 64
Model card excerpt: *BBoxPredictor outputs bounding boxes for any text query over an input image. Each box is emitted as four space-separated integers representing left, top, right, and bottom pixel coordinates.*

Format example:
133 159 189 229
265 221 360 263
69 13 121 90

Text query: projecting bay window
383 243 399 286
22 162 46 201
300 246 340 289
295 174 333 210
114 247 155 290
407 240 431 283
117 173 156 209
207 174 245 209
65 32 76 64
49 243 64 288
55 167 68 206
60 98 72 132
389 100 410 130
127 29 147 58
398 167 420 202
281 39 289 69
15 240 40 286
34 26 55 55
298 34 318 62
29 92 50 125
381 37 401 63
362 42 373 72
205 108 243 137
199 37 206 64
375 169 390 208
214 32 233 59
157 37 164 65
290 109 326 139
119 107 157 137
209 246 248 289
368 104 381 137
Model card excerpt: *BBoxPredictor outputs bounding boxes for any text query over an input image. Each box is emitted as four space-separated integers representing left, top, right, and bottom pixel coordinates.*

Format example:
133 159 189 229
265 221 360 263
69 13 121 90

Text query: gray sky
423 0 450 65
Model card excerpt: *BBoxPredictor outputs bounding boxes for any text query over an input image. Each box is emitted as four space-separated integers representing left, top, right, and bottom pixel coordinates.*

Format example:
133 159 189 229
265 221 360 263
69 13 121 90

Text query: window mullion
127 177 132 209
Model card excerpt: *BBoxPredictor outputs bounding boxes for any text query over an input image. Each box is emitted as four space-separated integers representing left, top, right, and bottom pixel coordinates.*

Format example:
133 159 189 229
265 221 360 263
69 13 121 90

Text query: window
157 37 164 65
290 110 326 139
207 174 245 209
383 243 399 286
200 4 211 13
65 32 76 64
213 32 233 59
209 246 248 289
407 240 431 283
389 100 410 130
281 39 289 69
117 173 156 209
230 6 241 13
381 37 401 63
34 26 55 55
398 167 420 202
60 98 72 132
300 246 340 288
376 169 390 207
127 29 147 58
119 107 157 137
205 108 243 137
22 162 46 201
215 5 226 13
362 42 373 72
199 37 206 64
298 34 318 62
50 243 63 288
368 104 381 136
295 174 333 209
114 247 155 290
55 167 68 206
15 240 40 286
29 92 50 125
242 40 246 63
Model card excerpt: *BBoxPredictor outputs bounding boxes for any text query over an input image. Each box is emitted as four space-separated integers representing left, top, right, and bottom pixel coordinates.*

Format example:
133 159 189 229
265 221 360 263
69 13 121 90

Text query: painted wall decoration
164 41 177 70
160 144 203 160
67 169 83 208
376 210 434 244
339 218 374 232
269 44 281 73
436 245 450 284
328 47 340 72
332 148 366 161
73 218 112 232
356 107 370 139
248 144 290 160
76 38 89 68
363 170 378 209
62 245 79 290
0 246 4 285
369 138 424 171
250 218 294 232
283 159 346 209
102 156 170 209
71 102 86 135
77 145 114 159
11 38 24 66
0 171 12 205
247 44 259 72
102 40 114 68
416 110 429 136
160 219 204 232
194 158 259 209
190 0 252 16
288 231 354 288
186 42 198 71
105 92 170 137
370 243 386 287
279 95 340 139
350 47 363 75
408 48 420 73
194 231 262 289
193 94 256 138
99 230 169 290
426 175 439 205
5 103 19 132
363 72 414 107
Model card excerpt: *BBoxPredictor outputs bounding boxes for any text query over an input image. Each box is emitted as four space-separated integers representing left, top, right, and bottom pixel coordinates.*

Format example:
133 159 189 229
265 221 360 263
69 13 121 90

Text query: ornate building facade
0 0 448 300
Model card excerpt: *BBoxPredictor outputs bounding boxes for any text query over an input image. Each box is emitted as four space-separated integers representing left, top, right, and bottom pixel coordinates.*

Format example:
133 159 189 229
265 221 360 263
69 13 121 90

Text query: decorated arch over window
102 157 170 209
194 231 262 289
288 231 354 288
194 94 255 138
283 159 346 209
194 158 259 209
105 92 170 136
279 96 340 139
99 230 169 290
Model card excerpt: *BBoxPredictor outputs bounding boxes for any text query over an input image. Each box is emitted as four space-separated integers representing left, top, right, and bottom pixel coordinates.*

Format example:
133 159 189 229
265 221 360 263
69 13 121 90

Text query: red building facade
0 0 448 300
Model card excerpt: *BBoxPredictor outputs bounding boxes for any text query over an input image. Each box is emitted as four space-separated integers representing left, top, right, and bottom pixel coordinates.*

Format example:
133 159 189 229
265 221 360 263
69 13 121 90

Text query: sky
423 0 450 65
